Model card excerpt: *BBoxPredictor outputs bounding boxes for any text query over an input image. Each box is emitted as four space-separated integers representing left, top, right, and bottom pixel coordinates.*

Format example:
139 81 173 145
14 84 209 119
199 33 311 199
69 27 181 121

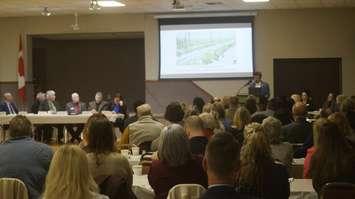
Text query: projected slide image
176 30 237 66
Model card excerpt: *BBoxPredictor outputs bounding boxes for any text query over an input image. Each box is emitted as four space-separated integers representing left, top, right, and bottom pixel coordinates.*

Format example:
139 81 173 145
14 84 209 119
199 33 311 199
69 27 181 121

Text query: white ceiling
0 0 354 17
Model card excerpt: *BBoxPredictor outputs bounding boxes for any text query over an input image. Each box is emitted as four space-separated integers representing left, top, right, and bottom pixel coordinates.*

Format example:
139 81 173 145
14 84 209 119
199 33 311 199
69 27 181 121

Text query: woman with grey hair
148 124 207 199
262 116 293 168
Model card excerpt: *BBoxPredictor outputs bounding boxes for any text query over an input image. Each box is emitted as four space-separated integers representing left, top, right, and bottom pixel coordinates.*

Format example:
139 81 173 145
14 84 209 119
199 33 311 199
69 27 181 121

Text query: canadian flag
18 35 26 102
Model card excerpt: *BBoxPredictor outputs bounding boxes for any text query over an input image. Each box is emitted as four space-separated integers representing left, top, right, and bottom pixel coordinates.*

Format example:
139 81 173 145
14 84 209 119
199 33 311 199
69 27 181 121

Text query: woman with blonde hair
226 106 251 144
237 123 289 199
42 145 108 199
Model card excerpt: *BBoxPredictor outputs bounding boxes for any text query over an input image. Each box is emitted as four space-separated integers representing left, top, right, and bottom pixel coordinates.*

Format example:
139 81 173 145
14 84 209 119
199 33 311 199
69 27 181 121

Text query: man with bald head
0 92 18 115
281 102 312 143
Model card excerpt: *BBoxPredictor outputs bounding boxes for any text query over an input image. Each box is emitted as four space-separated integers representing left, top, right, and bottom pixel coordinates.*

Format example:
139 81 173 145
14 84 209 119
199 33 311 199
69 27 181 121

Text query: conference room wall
1 9 355 109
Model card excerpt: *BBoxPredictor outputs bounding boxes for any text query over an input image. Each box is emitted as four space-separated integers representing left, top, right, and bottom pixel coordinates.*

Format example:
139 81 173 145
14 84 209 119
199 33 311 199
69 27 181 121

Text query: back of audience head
204 133 241 184
312 118 328 147
245 96 258 115
328 112 353 137
184 115 204 138
9 115 32 138
199 112 219 132
233 106 251 130
136 104 152 117
43 145 98 199
221 96 230 109
292 102 307 118
336 94 346 105
229 96 239 109
340 96 355 113
251 114 268 124
158 124 192 167
202 103 213 113
212 102 225 120
86 114 117 161
193 97 205 114
164 102 184 124
239 123 273 191
262 116 282 145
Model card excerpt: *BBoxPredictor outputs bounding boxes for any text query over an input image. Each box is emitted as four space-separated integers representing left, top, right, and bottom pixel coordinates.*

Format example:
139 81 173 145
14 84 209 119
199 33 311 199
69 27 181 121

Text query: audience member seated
0 115 53 199
262 116 293 168
226 106 251 144
225 96 239 125
237 123 290 199
274 97 293 125
199 112 220 139
322 93 337 113
193 97 205 114
151 102 185 151
252 98 277 118
121 104 163 149
110 93 128 132
42 145 108 199
38 90 64 143
303 118 327 178
203 103 213 113
30 92 46 114
335 94 347 112
66 92 87 143
0 92 18 114
328 112 355 146
201 133 251 199
212 102 228 130
340 97 355 130
301 90 315 111
148 124 208 199
282 102 312 143
88 92 109 112
85 114 133 191
185 115 208 156
309 121 355 193
245 96 257 115
123 100 145 129
250 114 268 124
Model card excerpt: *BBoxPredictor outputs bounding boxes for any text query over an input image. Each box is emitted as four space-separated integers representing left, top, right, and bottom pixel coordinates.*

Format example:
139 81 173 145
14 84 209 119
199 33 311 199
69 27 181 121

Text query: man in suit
30 92 46 114
0 92 19 114
65 92 86 143
282 102 312 144
38 90 64 143
248 71 270 100
201 133 250 199
88 91 109 112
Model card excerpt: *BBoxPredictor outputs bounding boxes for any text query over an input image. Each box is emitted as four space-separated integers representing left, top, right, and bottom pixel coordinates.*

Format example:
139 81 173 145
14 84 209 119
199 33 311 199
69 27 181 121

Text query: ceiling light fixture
89 0 101 10
98 0 125 7
41 7 52 16
242 0 269 2
172 0 185 11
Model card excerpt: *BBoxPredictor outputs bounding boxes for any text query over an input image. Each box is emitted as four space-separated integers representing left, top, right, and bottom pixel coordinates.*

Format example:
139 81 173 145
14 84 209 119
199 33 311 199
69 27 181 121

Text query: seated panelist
88 92 109 112
65 92 86 143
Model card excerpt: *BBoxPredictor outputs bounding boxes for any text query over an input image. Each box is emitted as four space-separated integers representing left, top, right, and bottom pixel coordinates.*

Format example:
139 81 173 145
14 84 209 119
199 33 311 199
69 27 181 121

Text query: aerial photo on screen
176 29 237 66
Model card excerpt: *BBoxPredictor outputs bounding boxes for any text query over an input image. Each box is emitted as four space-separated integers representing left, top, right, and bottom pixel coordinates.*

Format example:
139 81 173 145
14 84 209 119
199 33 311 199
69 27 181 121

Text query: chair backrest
320 182 355 199
0 178 29 199
98 175 137 199
167 184 206 199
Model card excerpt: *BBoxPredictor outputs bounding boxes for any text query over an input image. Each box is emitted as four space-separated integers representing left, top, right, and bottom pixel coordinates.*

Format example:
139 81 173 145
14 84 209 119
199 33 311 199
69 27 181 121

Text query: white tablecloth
132 176 317 199
0 112 123 125
289 179 317 199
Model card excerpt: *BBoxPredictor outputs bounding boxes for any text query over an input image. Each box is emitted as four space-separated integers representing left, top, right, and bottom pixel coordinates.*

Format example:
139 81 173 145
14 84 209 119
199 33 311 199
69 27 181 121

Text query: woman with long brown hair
237 123 289 199
310 121 355 193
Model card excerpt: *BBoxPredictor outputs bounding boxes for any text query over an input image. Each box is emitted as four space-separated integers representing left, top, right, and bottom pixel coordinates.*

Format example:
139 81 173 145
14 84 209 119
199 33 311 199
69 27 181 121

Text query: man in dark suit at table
248 71 270 100
0 92 19 115
88 91 109 112
201 133 251 199
38 90 64 143
65 92 86 143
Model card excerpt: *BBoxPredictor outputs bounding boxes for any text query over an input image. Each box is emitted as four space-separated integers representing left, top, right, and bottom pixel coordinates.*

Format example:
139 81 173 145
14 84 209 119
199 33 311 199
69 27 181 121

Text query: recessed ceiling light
243 0 269 2
97 0 125 7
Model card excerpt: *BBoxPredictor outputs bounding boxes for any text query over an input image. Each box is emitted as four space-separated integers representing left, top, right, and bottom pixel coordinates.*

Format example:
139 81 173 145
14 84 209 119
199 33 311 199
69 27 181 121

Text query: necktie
7 103 15 114
49 101 56 112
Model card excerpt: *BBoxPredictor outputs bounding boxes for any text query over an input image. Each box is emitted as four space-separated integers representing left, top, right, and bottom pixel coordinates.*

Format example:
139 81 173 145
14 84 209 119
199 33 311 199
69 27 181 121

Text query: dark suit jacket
201 185 255 199
281 117 312 143
66 102 86 115
0 101 19 114
39 100 62 112
88 100 110 112
248 81 270 99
